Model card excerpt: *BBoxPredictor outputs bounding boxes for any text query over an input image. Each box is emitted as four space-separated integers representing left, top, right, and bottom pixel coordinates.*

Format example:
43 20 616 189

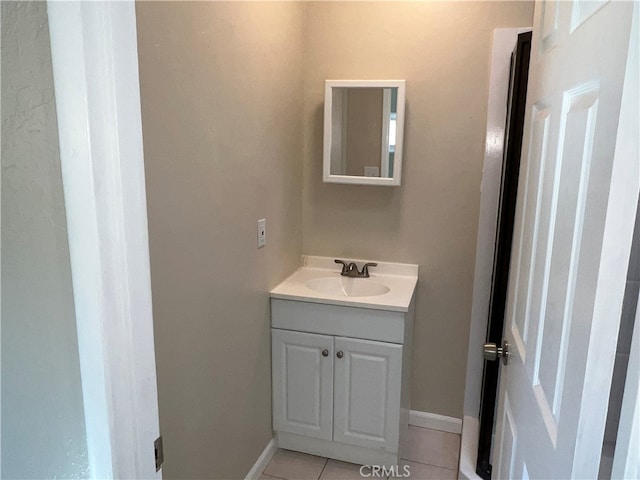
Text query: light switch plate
257 218 266 248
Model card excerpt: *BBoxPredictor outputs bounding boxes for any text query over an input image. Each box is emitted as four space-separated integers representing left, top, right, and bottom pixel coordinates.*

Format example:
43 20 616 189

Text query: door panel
570 0 609 32
494 1 637 479
496 394 517 480
333 337 402 451
272 329 334 440
510 102 551 360
540 0 559 52
534 83 599 429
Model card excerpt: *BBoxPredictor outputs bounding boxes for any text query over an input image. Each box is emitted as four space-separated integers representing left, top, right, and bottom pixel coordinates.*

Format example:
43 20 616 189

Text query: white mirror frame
323 80 406 186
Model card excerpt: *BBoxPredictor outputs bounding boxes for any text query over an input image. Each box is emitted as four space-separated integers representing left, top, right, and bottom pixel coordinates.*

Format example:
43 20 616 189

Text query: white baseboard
409 410 462 435
459 416 483 480
278 432 398 467
245 436 279 480
246 412 459 478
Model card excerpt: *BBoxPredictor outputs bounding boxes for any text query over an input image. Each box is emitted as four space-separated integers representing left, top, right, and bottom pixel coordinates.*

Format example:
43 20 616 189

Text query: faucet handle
334 259 349 275
360 263 378 278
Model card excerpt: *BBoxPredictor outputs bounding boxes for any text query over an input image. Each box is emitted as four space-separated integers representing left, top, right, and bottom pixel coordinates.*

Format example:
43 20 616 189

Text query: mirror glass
330 87 397 178
323 81 405 186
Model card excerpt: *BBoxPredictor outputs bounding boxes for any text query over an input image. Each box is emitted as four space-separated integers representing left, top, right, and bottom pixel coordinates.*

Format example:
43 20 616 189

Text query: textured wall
135 2 305 478
301 1 534 418
1 2 89 478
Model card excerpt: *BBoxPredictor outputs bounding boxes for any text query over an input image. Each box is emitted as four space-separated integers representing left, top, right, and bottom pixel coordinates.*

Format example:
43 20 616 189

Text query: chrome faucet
334 259 378 278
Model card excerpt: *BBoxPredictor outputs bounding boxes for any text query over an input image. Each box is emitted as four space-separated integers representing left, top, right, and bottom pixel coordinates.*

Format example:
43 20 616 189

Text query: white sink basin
305 277 391 298
270 256 418 312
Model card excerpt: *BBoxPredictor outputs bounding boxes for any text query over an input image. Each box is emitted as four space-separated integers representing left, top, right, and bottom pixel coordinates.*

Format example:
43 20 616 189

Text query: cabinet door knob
322 349 329 357
336 351 344 359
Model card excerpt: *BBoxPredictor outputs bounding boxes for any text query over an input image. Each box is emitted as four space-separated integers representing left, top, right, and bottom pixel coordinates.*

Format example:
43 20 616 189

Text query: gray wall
1 2 89 478
135 2 305 478
301 1 534 418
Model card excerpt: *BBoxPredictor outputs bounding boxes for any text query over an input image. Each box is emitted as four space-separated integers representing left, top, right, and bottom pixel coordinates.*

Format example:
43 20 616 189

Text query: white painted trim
463 27 533 420
47 2 160 479
409 410 462 435
610 4 639 478
458 416 483 480
323 80 405 187
612 289 640 479
245 437 279 480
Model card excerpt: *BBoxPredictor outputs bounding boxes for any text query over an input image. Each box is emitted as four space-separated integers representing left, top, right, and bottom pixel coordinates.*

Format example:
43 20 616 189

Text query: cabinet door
272 329 334 440
334 337 403 451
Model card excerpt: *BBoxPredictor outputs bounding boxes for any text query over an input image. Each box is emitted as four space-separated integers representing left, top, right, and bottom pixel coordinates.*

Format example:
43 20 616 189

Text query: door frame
609 4 639 477
47 2 161 478
459 27 531 480
611 4 640 479
475 30 532 480
612 290 640 478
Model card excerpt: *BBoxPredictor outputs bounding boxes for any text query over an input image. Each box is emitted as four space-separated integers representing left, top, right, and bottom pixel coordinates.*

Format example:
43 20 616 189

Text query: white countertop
270 256 418 312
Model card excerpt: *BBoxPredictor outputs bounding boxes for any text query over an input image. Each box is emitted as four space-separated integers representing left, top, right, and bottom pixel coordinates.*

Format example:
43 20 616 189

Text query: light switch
257 218 266 248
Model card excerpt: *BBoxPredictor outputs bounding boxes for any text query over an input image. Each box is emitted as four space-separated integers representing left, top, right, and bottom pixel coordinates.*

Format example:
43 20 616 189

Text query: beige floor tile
261 475 285 480
393 460 456 480
401 426 460 470
264 449 328 480
319 459 366 480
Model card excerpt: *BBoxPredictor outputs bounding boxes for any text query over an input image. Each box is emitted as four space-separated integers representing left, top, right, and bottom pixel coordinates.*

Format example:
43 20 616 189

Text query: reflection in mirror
330 87 398 178
323 80 405 186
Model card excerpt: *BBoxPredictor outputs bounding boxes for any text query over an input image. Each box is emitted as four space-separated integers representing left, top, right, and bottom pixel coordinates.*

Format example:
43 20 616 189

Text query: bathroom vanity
270 256 417 466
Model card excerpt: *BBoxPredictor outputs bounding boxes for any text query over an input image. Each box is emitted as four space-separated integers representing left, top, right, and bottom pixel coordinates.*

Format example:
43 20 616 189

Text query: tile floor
261 426 460 480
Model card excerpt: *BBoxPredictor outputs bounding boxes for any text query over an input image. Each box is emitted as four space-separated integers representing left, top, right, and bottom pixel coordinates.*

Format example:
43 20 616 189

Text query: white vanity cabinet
272 329 403 450
272 329 334 441
270 297 414 467
333 336 403 450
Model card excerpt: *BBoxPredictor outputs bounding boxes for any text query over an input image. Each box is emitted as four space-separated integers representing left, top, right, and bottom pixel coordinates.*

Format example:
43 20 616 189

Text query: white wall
1 2 88 477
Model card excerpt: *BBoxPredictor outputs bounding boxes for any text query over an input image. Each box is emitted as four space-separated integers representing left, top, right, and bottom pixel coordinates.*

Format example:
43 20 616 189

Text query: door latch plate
154 435 164 472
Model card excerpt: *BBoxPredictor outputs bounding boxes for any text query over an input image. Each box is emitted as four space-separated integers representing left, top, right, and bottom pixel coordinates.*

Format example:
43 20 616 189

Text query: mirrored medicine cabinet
323 80 406 186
